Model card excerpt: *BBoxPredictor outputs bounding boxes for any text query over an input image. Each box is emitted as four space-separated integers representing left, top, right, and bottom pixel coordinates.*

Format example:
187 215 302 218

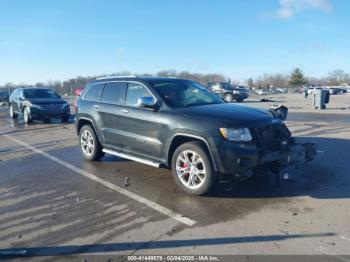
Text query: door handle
93 104 100 109
121 109 129 113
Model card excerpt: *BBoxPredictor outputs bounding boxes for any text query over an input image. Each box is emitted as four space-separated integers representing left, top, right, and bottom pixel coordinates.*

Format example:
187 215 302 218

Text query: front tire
224 93 233 103
79 125 104 161
23 107 33 124
9 104 18 119
171 142 217 195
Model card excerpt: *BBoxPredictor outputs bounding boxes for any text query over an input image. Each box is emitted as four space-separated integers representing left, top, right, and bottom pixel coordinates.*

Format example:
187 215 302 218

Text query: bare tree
246 78 254 89
1 68 349 95
327 70 348 85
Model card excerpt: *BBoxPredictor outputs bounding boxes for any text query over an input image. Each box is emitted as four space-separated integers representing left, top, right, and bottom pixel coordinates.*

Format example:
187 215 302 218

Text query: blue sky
0 0 349 85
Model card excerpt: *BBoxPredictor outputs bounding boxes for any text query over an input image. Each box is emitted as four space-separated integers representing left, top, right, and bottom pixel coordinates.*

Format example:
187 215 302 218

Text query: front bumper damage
215 138 317 177
263 142 317 183
256 105 317 181
215 105 317 180
259 142 317 166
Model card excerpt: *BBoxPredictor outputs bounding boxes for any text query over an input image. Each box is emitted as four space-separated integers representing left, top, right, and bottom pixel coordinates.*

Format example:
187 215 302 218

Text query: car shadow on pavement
0 111 75 135
240 99 286 104
1 121 72 136
0 232 335 258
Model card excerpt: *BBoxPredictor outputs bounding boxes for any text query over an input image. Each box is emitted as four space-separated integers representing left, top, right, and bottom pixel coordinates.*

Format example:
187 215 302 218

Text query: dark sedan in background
9 87 70 124
0 91 9 103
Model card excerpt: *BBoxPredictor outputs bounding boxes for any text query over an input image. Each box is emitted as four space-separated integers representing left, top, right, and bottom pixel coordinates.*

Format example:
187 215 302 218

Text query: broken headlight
219 128 252 142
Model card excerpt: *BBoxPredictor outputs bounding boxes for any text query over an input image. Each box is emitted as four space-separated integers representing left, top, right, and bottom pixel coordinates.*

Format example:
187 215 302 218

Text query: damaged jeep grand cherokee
75 77 316 195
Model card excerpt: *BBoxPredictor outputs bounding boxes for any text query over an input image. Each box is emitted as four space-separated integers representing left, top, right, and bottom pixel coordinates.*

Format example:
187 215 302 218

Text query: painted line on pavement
0 132 197 227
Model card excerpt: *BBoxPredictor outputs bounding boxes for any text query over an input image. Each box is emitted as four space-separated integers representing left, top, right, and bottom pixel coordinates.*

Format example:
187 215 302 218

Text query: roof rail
97 75 136 80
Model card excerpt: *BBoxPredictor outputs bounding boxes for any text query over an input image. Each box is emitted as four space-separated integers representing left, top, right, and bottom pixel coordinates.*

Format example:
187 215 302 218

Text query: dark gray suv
75 77 316 195
207 82 249 102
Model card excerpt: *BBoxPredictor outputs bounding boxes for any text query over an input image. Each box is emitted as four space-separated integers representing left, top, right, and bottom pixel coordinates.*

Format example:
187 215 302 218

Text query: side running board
102 149 161 168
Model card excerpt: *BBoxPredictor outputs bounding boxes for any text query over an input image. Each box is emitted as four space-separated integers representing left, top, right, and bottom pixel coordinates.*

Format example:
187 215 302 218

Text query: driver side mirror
137 96 158 110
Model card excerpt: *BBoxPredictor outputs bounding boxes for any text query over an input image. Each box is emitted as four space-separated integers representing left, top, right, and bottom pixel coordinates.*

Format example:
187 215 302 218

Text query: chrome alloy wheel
80 129 95 156
23 108 29 123
176 150 206 189
9 105 14 117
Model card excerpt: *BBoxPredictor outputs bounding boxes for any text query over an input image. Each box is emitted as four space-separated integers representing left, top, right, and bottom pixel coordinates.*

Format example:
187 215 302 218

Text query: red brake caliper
182 162 189 178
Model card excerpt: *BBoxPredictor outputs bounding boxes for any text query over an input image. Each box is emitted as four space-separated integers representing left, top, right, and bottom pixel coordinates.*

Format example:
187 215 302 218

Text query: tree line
1 68 349 95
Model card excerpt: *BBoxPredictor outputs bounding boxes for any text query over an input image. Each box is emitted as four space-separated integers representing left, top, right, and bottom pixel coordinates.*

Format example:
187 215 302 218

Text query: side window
212 83 221 91
19 90 24 99
84 83 104 101
101 82 126 105
10 89 18 99
126 82 152 106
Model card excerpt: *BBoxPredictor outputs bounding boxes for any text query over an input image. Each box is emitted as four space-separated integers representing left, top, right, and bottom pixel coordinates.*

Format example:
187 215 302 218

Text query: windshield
221 83 235 90
150 80 224 108
23 89 60 99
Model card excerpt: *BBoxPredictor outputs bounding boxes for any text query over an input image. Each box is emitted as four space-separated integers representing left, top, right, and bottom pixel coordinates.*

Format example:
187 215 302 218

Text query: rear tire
79 125 105 161
171 141 217 195
9 104 18 119
224 93 233 103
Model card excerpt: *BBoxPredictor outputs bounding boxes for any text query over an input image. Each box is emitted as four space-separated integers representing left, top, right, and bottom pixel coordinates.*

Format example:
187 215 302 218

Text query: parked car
207 82 249 102
75 77 316 195
9 87 70 124
327 87 340 95
337 86 347 94
275 88 287 94
307 87 324 94
0 91 9 103
255 89 269 96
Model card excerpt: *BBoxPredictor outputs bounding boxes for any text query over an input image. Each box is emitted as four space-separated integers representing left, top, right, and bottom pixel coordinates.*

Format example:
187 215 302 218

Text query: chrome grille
38 104 65 111
238 89 249 95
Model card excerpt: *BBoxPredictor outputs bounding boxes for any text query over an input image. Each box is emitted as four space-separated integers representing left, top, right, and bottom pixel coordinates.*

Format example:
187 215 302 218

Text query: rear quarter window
83 83 105 101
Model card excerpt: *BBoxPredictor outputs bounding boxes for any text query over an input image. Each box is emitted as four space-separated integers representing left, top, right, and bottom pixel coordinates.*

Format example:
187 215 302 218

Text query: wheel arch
76 117 103 144
166 134 218 172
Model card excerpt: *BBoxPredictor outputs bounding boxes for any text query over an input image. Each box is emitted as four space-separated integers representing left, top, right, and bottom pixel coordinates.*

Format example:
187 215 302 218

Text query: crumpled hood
177 103 277 127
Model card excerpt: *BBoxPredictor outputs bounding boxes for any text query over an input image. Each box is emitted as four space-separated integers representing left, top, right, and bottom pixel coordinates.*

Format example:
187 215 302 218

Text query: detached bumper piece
258 142 317 184
259 142 317 166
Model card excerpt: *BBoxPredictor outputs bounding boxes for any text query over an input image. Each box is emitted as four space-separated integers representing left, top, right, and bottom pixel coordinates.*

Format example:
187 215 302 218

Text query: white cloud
276 0 333 19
